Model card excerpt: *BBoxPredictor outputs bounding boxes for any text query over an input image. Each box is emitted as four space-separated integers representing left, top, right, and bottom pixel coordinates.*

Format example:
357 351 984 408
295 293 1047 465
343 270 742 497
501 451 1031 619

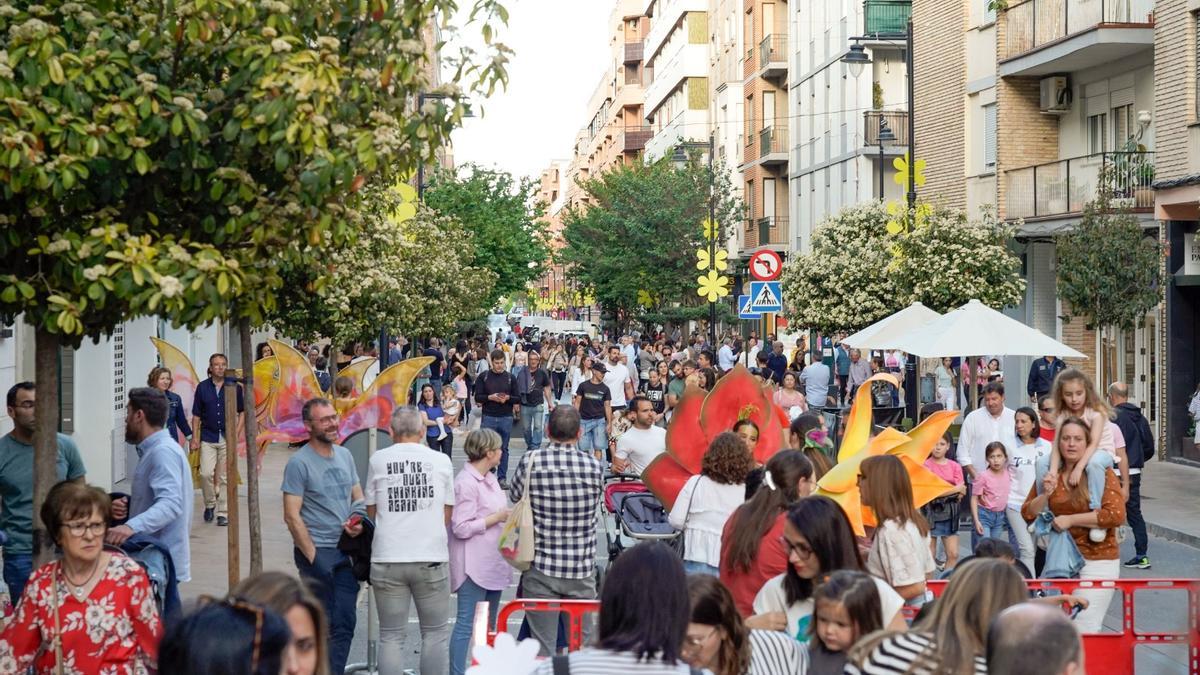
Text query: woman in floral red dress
0 481 161 674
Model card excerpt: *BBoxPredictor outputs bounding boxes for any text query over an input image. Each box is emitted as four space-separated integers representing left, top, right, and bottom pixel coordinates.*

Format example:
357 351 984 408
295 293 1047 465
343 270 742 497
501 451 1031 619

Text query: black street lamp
673 134 719 350
843 20 916 212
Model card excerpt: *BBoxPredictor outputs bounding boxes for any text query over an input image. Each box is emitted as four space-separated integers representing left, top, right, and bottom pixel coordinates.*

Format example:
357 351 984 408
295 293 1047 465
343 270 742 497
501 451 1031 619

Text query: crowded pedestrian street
5 0 1200 674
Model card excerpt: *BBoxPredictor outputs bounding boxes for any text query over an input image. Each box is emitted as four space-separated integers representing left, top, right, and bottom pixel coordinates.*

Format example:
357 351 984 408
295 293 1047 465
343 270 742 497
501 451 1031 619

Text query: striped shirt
844 632 987 675
509 442 604 579
533 650 706 674
747 629 807 674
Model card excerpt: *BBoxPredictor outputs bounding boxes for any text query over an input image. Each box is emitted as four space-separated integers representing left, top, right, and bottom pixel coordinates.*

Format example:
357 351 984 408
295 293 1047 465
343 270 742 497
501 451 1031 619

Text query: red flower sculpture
643 365 789 509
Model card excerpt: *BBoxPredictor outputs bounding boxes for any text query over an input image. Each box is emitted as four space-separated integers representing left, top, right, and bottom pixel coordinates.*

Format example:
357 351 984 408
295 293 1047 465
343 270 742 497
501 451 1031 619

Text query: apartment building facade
914 0 1164 448
643 0 712 160
1152 0 1200 463
711 0 747 254
788 0 911 252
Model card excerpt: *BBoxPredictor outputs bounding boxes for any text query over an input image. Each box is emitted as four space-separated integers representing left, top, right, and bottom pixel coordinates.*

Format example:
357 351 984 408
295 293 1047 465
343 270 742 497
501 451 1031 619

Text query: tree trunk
224 378 240 590
32 328 60 566
239 318 262 575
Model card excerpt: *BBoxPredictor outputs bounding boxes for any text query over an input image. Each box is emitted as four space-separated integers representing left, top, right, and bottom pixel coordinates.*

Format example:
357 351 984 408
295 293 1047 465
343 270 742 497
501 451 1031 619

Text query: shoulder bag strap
551 654 571 675
52 563 64 675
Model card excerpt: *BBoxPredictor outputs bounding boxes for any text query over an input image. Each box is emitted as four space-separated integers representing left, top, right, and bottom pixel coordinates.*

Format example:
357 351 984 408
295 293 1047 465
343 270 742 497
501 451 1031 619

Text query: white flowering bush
781 201 1025 332
781 202 901 332
890 204 1026 313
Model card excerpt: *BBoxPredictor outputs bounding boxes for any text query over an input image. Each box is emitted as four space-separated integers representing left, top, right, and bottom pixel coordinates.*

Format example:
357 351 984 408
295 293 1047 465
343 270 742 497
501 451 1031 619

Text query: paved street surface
185 434 1200 673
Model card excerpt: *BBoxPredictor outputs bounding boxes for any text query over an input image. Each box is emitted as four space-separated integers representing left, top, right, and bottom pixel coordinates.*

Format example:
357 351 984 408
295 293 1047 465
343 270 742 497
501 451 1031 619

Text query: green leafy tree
560 158 743 331
272 183 497 345
423 165 550 308
0 0 509 564
1057 195 1162 332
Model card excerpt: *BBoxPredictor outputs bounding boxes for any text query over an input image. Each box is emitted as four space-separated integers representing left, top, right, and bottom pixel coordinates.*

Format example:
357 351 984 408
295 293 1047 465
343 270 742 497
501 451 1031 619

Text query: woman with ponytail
719 450 815 618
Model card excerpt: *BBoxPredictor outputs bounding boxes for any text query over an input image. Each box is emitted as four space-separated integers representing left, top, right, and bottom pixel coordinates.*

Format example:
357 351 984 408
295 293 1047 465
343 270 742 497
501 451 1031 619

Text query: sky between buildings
451 0 613 181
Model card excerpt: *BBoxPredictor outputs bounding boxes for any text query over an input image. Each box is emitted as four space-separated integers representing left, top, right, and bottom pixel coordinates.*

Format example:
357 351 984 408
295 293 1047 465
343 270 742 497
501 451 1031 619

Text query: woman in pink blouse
449 429 513 675
0 481 160 674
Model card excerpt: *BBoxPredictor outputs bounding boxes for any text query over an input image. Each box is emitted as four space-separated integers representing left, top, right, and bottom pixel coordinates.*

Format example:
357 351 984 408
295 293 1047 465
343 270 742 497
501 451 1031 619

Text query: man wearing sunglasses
0 382 86 602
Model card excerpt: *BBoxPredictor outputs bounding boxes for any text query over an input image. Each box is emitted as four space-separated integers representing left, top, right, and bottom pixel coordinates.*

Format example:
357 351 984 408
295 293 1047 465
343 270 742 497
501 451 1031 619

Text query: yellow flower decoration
637 289 655 308
696 270 730 302
885 200 933 235
695 248 729 272
388 177 419 224
702 218 720 241
892 153 926 188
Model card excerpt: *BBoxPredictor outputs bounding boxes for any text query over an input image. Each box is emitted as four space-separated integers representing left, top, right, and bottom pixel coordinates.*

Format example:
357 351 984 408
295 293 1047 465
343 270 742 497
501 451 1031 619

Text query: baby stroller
602 473 683 563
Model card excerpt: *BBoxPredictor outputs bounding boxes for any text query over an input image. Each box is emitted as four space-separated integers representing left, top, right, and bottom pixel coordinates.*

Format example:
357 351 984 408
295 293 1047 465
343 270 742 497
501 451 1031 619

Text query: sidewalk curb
1146 521 1200 550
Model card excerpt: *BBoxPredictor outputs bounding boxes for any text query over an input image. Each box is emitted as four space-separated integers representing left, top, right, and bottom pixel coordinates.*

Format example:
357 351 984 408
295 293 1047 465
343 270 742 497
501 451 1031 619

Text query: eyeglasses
63 521 106 538
682 626 719 651
779 535 815 560
201 596 266 672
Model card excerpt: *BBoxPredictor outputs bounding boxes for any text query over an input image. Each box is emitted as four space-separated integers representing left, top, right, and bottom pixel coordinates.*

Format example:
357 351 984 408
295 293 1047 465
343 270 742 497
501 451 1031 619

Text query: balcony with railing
619 126 654 153
758 126 789 166
757 35 788 80
1004 151 1155 220
999 0 1154 76
863 110 909 147
864 0 912 36
624 41 644 63
748 216 791 250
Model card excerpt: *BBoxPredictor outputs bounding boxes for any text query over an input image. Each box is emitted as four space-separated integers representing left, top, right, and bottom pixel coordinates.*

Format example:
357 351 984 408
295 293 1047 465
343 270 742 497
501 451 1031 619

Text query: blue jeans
521 404 544 452
451 577 502 675
579 418 607 455
976 507 1009 542
3 553 32 605
295 547 360 675
481 415 514 480
1083 451 1113 510
683 560 719 576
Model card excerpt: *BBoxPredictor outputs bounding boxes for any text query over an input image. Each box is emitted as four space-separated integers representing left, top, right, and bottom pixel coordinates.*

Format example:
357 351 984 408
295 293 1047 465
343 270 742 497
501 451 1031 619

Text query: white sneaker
437 431 448 441
1088 527 1107 543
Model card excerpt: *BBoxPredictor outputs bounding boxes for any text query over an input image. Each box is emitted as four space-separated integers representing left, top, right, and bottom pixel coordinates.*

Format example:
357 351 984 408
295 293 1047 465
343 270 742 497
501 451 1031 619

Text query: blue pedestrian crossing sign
748 281 782 313
738 295 761 320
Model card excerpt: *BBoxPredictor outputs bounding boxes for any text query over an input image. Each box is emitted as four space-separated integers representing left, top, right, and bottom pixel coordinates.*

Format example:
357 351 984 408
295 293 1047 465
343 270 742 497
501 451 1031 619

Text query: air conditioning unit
1040 76 1071 114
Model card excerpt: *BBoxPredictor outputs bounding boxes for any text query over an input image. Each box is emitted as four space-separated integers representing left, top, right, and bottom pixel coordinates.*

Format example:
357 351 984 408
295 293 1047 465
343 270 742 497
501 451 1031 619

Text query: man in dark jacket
1026 355 1066 404
1109 381 1154 569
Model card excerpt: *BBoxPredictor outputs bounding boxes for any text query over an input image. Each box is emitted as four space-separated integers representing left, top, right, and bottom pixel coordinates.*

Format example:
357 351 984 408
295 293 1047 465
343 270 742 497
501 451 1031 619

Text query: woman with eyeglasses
751 496 906 643
683 574 807 675
160 597 291 675
0 481 161 673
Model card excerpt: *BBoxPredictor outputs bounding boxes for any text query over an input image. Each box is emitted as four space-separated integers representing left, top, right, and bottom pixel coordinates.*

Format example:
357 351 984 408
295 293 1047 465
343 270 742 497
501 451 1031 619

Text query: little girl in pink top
971 441 1012 545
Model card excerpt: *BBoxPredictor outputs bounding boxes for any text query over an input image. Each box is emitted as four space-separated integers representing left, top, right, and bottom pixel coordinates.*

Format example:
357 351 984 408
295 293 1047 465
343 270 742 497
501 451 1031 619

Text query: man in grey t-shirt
800 352 833 409
282 397 366 675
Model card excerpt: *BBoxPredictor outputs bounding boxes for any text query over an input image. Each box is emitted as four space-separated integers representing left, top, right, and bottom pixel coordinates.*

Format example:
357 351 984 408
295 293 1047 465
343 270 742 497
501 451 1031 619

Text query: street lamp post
673 134 719 349
843 19 916 212
844 22 920 422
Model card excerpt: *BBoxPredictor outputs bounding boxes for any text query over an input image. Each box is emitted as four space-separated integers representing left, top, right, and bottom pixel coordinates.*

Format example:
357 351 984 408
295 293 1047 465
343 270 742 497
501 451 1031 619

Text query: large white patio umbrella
842 301 942 351
890 299 1086 358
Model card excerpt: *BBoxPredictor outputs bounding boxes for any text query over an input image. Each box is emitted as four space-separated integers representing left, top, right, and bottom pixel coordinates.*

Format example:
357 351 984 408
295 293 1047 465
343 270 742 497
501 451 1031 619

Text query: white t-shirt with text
365 441 455 563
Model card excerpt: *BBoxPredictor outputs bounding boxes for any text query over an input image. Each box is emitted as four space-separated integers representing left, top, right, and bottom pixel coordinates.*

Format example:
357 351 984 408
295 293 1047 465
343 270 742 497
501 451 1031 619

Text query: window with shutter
983 103 997 169
59 346 74 434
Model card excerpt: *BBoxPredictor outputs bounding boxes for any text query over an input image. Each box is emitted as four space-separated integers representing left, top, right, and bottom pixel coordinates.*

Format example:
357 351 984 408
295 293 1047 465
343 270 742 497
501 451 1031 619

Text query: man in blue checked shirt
508 405 604 656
